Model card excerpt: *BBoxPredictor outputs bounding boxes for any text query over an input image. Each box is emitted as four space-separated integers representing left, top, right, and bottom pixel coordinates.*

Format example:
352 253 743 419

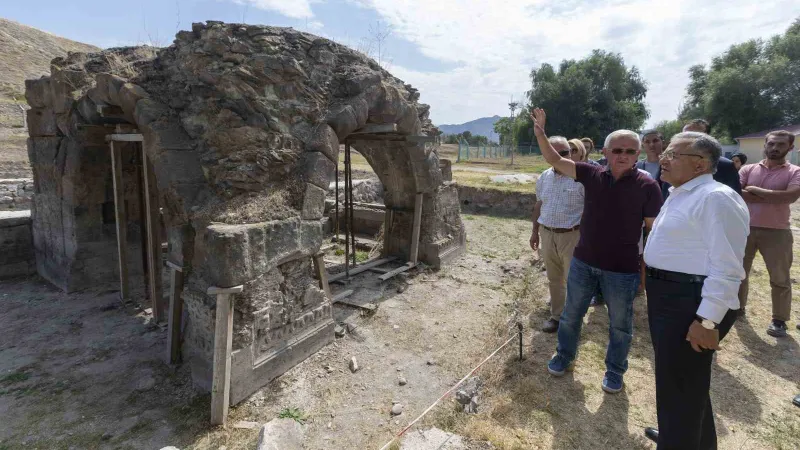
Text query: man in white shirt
642 132 749 449
530 137 585 332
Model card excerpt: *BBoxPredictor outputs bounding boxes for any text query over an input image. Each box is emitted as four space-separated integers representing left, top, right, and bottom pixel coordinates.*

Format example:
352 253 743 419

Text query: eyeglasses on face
610 148 637 155
658 149 706 161
559 148 580 157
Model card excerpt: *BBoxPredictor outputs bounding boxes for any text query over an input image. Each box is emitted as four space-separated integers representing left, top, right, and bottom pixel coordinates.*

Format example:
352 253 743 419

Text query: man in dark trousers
643 132 749 449
531 108 663 393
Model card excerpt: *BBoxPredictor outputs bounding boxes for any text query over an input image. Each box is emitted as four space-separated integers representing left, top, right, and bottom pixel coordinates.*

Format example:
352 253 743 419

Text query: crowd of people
527 108 799 449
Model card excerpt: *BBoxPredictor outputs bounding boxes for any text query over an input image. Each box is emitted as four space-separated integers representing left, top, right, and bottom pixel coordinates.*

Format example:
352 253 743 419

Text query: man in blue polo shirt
530 108 663 393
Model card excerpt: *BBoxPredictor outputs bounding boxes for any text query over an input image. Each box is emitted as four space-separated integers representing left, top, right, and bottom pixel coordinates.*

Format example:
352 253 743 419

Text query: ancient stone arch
24 21 465 403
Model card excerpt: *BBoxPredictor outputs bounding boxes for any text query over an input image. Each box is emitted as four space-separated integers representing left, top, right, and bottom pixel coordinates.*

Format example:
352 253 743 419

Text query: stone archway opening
24 21 466 411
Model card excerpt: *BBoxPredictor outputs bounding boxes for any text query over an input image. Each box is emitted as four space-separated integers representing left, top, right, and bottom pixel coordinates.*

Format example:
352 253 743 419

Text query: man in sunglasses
642 132 749 448
531 108 663 394
530 137 586 333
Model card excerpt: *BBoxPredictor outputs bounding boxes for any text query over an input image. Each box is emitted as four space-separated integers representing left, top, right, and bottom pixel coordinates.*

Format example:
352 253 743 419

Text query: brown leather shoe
541 318 559 333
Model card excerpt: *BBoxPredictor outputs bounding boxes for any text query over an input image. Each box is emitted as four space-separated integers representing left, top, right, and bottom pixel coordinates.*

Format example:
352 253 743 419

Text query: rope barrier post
517 322 524 361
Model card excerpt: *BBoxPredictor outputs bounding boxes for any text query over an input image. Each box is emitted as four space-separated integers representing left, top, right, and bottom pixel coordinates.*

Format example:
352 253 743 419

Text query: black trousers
646 275 737 450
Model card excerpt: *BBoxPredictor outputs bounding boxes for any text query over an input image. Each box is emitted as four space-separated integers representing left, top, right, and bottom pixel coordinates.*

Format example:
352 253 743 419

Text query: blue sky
3 0 800 128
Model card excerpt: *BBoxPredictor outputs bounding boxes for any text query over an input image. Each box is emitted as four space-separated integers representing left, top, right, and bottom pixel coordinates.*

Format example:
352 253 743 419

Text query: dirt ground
2 208 799 449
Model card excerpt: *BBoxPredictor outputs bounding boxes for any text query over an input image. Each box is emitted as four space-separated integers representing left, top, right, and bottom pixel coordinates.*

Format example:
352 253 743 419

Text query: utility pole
508 101 519 166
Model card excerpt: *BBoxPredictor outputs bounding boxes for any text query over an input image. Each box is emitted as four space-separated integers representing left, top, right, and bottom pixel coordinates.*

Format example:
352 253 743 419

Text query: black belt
646 266 706 284
541 224 580 234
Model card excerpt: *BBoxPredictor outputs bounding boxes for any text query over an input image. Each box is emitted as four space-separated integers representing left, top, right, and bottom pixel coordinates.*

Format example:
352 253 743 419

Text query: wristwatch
696 315 718 330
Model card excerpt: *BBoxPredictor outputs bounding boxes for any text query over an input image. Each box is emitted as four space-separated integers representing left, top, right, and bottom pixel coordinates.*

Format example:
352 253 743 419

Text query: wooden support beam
109 141 129 301
332 289 354 302
106 133 144 142
410 193 423 264
312 253 331 298
208 284 243 426
142 152 165 323
378 262 418 282
382 209 393 258
327 257 397 283
166 262 184 365
349 123 398 135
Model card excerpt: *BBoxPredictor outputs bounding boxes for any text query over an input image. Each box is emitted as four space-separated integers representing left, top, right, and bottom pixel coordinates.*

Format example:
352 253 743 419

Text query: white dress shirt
644 174 750 323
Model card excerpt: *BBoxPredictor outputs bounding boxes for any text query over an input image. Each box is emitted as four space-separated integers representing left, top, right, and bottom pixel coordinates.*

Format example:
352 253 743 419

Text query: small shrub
278 407 307 424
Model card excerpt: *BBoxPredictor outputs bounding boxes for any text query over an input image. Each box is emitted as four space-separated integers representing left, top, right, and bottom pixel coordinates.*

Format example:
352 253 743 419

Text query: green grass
355 250 369 263
278 407 307 424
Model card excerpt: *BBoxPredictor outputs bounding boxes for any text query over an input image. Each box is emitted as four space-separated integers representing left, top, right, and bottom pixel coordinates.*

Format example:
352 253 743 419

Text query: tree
680 17 800 141
526 50 649 145
654 119 684 143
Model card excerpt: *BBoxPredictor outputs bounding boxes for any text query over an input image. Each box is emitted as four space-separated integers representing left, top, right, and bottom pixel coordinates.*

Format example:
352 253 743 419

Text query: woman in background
732 153 748 171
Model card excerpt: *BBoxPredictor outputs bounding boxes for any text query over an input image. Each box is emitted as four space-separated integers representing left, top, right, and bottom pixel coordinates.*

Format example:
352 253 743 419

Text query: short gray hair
672 131 721 174
549 136 569 149
604 130 641 149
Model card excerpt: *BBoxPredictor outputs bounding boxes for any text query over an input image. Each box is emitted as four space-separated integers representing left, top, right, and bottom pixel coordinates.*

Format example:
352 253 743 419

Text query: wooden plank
142 151 165 323
166 266 185 365
327 257 397 282
210 292 235 426
106 133 144 142
97 104 124 115
109 141 129 301
207 285 244 295
350 123 398 135
378 262 417 282
332 289 354 302
313 253 331 298
382 209 393 258
410 193 423 264
368 267 391 274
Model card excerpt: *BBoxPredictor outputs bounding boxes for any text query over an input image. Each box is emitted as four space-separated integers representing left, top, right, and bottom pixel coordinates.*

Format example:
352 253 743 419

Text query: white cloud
352 0 800 127
230 0 316 19
307 20 325 31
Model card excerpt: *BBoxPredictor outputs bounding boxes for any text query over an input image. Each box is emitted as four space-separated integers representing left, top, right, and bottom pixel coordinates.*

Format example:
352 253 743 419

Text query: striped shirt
537 168 584 229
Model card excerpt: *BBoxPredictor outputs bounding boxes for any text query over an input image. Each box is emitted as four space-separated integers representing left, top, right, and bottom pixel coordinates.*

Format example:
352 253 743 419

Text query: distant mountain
437 115 502 139
0 18 100 102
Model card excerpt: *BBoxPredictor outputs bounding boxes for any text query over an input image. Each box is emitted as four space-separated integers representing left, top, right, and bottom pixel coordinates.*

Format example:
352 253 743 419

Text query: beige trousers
738 227 793 321
540 227 581 321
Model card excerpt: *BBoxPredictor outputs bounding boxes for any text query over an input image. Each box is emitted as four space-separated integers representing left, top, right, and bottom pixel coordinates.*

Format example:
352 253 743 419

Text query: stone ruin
24 21 466 404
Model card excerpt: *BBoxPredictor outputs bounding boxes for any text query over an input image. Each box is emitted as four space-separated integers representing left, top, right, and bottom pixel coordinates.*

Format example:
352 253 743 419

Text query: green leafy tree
527 50 649 145
654 119 684 143
680 18 800 140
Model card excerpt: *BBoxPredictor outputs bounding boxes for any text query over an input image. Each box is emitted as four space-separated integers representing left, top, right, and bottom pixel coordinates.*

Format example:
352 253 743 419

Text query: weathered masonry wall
0 179 33 210
0 210 36 279
25 21 466 406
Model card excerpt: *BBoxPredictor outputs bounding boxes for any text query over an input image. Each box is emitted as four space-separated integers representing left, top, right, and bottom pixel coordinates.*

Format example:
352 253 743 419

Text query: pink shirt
739 160 800 229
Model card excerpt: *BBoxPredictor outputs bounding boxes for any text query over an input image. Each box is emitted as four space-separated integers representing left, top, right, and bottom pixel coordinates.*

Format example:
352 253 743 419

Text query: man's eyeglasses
610 148 637 155
659 149 706 161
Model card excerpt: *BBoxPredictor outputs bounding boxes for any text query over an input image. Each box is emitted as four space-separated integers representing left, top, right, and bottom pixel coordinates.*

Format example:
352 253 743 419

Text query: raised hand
531 108 547 137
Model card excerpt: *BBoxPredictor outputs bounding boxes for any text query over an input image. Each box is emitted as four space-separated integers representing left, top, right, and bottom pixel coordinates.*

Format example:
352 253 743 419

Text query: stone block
304 123 339 163
203 218 322 287
229 315 333 405
95 73 126 108
299 152 335 190
326 104 359 140
143 119 195 152
25 78 52 108
300 183 325 220
27 109 59 137
118 83 150 120
134 98 169 127
154 150 206 185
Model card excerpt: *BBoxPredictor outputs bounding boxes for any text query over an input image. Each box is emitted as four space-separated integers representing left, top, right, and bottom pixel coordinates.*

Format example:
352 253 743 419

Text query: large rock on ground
256 418 304 450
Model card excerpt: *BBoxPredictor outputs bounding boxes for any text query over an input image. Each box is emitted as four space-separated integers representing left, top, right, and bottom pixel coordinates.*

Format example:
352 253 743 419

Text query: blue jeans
556 258 640 375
